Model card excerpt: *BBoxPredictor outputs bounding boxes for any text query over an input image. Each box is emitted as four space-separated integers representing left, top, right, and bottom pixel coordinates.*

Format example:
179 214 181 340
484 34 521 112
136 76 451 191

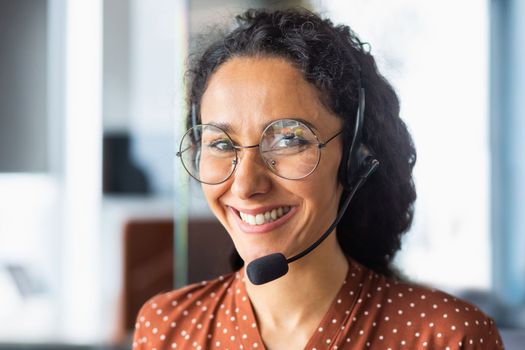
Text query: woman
133 8 504 349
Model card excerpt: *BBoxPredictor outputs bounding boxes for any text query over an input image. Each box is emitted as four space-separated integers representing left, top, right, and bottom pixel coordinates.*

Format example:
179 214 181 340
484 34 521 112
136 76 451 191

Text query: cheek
296 180 338 209
315 152 343 189
306 150 344 206
201 184 227 218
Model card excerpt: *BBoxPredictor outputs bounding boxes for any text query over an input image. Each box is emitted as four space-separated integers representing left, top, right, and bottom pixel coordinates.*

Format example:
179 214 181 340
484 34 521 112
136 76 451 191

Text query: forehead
199 56 340 135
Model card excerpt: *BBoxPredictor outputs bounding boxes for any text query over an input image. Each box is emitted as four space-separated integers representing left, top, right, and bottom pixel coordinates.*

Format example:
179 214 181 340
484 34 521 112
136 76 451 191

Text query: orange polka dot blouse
133 259 504 349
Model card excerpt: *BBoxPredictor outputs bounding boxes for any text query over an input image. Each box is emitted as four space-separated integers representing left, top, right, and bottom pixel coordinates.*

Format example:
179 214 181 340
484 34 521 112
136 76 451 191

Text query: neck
243 234 349 330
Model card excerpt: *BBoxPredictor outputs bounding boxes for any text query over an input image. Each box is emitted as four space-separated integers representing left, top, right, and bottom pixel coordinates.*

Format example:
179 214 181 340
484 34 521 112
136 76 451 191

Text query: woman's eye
207 139 234 152
272 134 310 152
273 134 310 150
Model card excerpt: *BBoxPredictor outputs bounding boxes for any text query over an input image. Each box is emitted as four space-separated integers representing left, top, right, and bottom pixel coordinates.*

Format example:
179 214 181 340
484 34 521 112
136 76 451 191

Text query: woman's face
200 56 344 264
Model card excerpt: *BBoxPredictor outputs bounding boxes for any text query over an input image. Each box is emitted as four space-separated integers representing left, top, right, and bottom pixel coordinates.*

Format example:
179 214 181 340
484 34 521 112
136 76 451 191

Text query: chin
238 247 277 265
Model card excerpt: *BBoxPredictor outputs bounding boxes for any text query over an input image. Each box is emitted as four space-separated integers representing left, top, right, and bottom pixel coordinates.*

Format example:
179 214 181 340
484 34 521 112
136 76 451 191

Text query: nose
230 147 272 200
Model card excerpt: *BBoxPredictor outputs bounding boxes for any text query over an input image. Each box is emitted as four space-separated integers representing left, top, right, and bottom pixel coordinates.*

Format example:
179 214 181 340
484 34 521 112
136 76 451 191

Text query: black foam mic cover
246 253 289 285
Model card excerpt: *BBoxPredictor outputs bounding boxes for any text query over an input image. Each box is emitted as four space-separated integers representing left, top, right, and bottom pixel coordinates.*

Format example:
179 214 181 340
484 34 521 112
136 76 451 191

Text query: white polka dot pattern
132 259 504 349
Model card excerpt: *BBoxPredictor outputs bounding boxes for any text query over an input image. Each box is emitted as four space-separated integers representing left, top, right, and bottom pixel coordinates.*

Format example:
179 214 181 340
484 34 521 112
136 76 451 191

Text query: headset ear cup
350 144 372 174
341 143 377 190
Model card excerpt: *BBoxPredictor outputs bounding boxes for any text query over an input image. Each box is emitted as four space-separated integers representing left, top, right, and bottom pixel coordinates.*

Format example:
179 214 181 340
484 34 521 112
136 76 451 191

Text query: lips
228 205 297 234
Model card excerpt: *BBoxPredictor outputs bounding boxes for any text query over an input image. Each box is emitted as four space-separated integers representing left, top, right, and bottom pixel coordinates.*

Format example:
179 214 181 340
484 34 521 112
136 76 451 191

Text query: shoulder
352 261 504 348
137 272 236 318
132 272 238 349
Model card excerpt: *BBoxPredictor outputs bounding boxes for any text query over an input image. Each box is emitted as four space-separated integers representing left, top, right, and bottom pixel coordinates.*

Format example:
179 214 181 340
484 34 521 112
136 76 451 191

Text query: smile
239 206 291 225
229 205 297 234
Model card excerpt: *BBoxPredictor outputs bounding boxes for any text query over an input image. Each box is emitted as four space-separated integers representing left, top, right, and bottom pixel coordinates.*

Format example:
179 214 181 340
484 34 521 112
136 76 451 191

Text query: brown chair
120 218 235 338
121 219 174 334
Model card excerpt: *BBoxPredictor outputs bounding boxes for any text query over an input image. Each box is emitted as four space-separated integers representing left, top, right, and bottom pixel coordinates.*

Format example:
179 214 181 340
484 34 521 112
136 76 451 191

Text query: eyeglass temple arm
318 130 344 149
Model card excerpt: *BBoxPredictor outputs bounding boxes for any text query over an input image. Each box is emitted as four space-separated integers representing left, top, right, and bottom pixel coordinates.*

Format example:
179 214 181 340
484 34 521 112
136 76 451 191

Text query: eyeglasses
176 118 342 185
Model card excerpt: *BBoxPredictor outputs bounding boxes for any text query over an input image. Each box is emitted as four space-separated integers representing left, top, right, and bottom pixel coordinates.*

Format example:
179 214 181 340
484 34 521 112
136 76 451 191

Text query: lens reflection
259 119 320 180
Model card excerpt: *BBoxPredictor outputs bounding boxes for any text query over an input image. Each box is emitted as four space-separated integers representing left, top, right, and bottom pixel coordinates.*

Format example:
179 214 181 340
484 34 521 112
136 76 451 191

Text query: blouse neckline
232 259 364 349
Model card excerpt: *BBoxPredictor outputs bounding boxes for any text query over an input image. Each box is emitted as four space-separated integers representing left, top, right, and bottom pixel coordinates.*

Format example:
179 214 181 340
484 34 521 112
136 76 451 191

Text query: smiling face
200 56 344 264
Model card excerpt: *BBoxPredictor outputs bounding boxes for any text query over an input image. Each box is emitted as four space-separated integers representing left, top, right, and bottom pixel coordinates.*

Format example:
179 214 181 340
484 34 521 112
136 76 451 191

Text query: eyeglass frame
176 118 343 185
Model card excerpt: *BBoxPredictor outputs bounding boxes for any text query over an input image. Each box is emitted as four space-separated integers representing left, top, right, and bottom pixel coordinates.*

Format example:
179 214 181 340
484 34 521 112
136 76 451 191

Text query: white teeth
255 214 265 225
240 212 255 225
239 206 291 226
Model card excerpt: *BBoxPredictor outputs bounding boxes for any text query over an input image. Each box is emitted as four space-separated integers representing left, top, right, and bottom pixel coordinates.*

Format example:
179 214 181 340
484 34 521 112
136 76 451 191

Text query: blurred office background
0 0 523 348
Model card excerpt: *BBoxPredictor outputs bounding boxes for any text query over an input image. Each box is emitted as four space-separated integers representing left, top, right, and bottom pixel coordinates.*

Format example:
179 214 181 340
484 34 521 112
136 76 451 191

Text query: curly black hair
186 8 417 278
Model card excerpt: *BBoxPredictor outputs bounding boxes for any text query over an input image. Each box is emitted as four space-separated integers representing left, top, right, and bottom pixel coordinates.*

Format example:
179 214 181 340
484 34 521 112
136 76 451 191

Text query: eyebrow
206 117 319 134
207 121 233 133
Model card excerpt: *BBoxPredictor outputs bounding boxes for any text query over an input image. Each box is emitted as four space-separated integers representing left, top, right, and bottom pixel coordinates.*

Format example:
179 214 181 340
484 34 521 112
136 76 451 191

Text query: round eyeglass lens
179 124 236 184
260 119 321 180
